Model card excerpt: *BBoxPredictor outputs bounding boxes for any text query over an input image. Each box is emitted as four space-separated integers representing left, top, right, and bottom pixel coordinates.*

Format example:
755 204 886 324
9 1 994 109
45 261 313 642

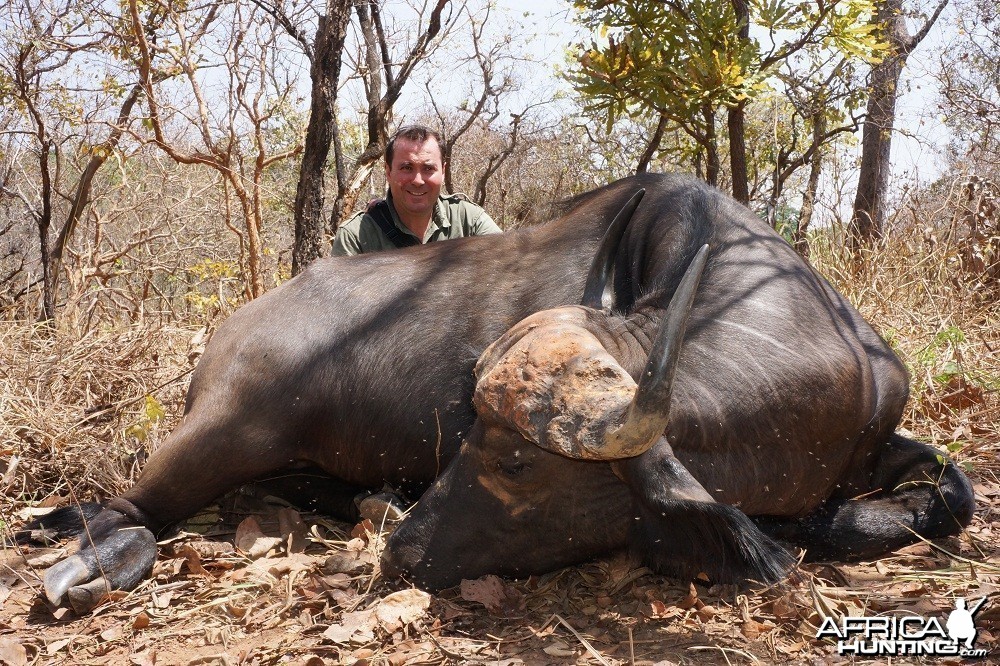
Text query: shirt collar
386 192 451 236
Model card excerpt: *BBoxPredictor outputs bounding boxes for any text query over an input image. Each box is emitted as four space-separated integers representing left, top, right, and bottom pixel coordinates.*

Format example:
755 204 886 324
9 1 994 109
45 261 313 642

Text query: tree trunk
38 192 54 323
636 113 668 174
727 0 750 204
851 46 903 245
291 2 352 276
35 137 55 323
728 103 749 203
703 105 720 187
49 84 144 295
850 0 949 249
793 113 826 256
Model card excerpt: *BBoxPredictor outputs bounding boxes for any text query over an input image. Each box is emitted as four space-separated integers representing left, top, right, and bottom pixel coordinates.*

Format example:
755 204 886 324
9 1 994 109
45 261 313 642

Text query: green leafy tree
570 0 884 205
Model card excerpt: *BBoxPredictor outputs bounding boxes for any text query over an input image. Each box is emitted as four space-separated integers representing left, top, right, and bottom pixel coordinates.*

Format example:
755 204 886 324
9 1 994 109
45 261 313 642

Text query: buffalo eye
497 457 526 478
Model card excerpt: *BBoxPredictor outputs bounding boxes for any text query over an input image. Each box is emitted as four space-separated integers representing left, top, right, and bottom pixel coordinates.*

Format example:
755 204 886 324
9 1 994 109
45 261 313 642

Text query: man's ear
384 162 392 180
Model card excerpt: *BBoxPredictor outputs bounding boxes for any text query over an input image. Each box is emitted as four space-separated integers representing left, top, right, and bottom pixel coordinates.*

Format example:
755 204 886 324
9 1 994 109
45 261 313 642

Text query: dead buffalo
29 173 973 607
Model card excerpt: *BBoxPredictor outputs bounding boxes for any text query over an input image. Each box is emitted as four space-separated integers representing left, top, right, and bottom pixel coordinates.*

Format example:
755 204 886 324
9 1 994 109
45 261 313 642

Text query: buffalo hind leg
38 418 303 609
32 498 156 612
756 434 975 561
614 439 796 586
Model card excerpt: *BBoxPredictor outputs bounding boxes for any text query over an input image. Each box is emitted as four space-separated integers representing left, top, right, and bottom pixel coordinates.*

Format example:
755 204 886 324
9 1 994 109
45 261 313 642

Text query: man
332 125 502 256
334 125 501 523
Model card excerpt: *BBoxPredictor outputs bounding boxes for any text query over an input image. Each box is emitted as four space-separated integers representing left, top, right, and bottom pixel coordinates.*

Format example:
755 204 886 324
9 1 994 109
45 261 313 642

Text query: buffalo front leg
755 433 975 561
44 418 299 610
613 438 795 586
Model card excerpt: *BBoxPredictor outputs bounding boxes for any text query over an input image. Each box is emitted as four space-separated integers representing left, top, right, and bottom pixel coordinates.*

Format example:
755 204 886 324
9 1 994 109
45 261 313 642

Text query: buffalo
28 173 974 608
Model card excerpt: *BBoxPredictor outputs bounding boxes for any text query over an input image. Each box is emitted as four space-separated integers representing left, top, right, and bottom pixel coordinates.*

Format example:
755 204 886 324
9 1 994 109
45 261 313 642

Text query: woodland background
0 0 998 664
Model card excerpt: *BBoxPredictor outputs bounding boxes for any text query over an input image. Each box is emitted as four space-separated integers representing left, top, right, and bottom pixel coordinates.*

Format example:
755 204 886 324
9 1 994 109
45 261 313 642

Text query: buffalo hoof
43 558 113 613
43 510 157 611
357 491 407 526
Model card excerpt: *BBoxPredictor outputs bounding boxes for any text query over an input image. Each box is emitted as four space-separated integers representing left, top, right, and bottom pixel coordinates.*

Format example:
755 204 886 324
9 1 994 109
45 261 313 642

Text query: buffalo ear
473 312 637 460
581 188 645 310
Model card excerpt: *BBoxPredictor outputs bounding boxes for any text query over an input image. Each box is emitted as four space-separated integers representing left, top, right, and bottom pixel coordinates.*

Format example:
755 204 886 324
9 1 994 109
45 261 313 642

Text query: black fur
15 502 103 544
755 435 975 561
631 498 796 585
74 508 157 591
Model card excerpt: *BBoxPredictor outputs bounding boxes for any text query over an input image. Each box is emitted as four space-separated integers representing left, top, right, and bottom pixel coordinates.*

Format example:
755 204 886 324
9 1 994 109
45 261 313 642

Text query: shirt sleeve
472 210 503 235
332 224 363 256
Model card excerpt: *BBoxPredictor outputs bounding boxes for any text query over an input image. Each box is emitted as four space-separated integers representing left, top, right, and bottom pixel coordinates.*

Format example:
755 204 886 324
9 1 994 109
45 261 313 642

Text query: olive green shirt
332 192 501 256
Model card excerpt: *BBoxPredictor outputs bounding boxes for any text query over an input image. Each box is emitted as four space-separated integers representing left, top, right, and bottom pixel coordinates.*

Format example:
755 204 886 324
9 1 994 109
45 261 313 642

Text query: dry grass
0 224 998 665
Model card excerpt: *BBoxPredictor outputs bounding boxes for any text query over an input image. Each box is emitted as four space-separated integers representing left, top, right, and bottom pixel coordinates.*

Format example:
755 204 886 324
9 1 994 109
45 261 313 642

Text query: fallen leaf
542 641 576 657
460 575 522 615
742 619 768 639
678 582 699 610
323 551 375 575
130 649 156 666
248 536 284 559
100 626 122 642
177 540 236 559
25 548 65 568
266 553 320 577
235 516 267 552
132 612 151 630
886 580 926 597
16 506 56 521
374 589 432 633
323 609 377 645
152 590 174 609
278 507 307 554
179 545 210 577
696 605 716 621
225 603 247 619
243 552 319 585
184 508 221 534
436 598 472 621
648 600 681 619
45 637 74 655
351 520 374 543
777 640 805 655
771 593 801 621
0 639 27 666
326 588 360 609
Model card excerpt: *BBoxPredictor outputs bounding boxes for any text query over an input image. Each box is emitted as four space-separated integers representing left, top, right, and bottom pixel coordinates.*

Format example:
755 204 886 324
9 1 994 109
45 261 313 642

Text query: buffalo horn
580 188 645 309
598 244 709 458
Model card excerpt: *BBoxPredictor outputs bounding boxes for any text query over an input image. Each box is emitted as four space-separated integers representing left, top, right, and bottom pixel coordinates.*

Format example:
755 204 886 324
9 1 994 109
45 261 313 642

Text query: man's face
385 137 446 223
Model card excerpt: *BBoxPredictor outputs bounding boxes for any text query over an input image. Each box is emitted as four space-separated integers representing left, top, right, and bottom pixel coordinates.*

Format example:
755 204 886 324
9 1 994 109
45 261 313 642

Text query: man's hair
384 125 445 166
